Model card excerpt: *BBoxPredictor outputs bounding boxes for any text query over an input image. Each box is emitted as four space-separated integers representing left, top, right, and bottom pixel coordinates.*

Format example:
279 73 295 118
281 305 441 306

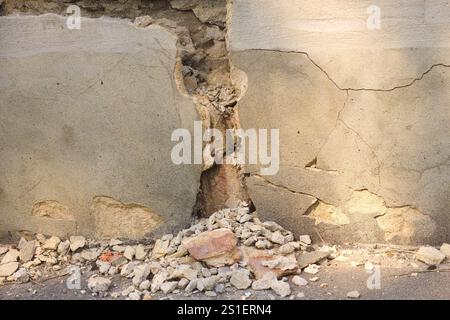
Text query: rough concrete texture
0 14 202 239
92 197 164 240
230 0 450 244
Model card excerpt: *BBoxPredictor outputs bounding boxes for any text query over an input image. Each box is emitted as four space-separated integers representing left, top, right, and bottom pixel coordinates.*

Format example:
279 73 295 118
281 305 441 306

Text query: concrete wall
1 1 449 245
0 14 202 239
230 0 450 244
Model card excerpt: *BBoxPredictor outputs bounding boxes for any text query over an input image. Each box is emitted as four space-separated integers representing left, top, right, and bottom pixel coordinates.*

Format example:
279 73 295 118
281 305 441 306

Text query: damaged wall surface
230 0 450 244
0 14 202 239
1 0 449 246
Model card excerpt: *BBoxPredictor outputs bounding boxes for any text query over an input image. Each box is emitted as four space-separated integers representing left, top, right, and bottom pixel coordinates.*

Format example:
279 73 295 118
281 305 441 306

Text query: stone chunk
170 264 198 281
1 249 19 264
20 240 36 263
297 251 330 269
0 262 19 277
81 249 101 262
440 243 450 259
304 264 320 274
151 270 169 293
152 239 171 259
160 281 178 294
182 229 240 266
57 240 70 254
416 246 446 265
278 242 298 255
271 280 291 297
269 231 285 245
251 272 276 290
261 255 297 272
347 291 360 299
230 269 252 289
242 247 297 280
292 275 308 286
43 236 61 250
198 276 220 291
299 235 312 245
123 246 135 260
13 268 29 283
69 236 86 252
139 280 151 291
0 246 9 256
87 276 111 293
135 245 147 260
132 264 151 287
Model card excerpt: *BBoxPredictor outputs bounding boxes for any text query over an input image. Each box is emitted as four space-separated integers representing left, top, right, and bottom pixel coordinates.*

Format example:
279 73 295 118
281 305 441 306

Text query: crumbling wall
1 0 449 245
230 0 450 245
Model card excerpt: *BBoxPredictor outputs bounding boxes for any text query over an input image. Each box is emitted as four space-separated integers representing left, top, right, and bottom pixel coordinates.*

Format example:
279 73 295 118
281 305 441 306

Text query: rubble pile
1 203 450 300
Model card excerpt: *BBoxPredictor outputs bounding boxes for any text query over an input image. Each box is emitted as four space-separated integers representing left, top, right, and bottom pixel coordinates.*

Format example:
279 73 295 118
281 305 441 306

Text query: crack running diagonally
251 173 327 202
310 91 349 172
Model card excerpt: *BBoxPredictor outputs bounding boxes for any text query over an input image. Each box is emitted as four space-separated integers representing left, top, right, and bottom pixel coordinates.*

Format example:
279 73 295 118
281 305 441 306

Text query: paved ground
1 261 449 300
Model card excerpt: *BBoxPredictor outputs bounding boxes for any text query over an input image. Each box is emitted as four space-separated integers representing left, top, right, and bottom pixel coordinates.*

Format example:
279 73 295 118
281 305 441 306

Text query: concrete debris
0 246 9 256
182 228 240 267
135 245 147 261
251 272 276 290
88 276 111 293
128 291 141 300
347 291 361 299
57 241 70 255
292 275 308 286
0 262 19 277
160 281 178 294
13 268 29 283
278 242 299 255
0 203 447 300
42 236 61 251
416 246 446 265
97 261 111 274
440 243 450 259
271 280 291 297
19 241 36 263
197 275 220 291
1 249 20 264
261 255 297 272
297 251 330 269
123 246 135 261
178 278 189 290
151 270 169 293
304 264 321 275
299 235 312 245
132 264 151 287
230 269 252 289
69 236 86 252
